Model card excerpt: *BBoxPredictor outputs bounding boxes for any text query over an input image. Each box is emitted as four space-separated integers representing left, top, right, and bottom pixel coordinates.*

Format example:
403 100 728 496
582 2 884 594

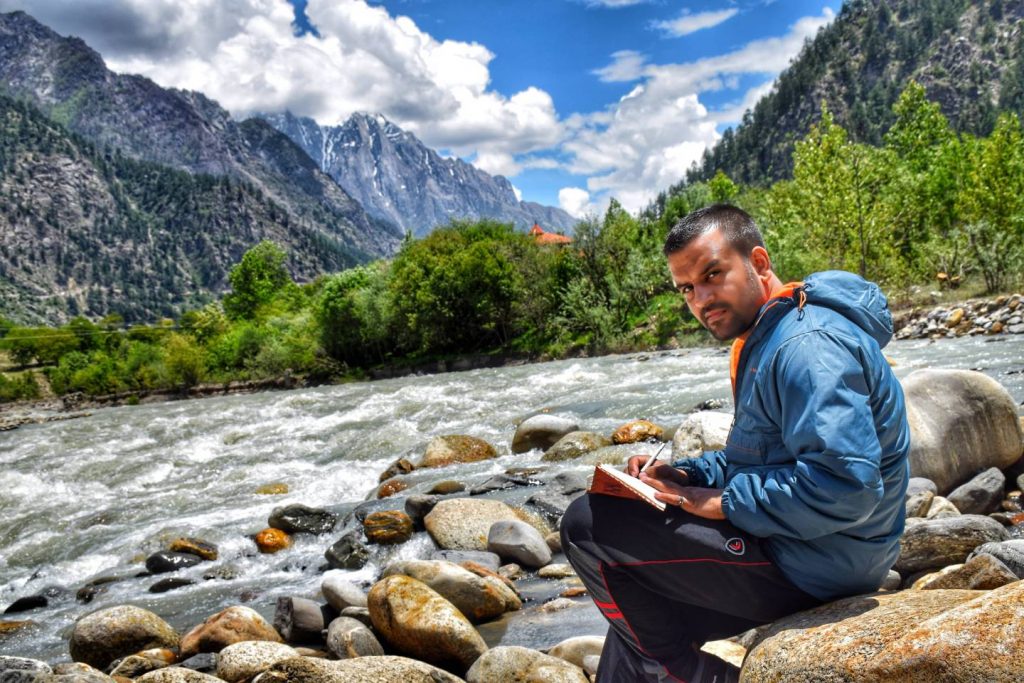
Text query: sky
2 0 843 217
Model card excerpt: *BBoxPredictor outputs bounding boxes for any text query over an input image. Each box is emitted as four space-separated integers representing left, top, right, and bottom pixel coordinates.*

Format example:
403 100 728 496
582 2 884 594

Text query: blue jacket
676 271 910 600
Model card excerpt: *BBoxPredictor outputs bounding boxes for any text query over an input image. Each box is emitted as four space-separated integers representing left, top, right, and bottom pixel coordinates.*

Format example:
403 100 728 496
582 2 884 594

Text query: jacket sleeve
720 332 884 540
673 450 728 488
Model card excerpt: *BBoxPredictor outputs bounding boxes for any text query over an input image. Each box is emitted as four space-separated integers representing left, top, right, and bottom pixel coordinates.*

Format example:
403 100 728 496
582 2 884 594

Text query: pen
637 440 669 475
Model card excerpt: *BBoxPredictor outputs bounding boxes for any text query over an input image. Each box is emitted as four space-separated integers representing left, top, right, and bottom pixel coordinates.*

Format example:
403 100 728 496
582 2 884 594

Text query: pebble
487 520 552 568
145 551 203 574
254 528 292 554
363 510 414 544
215 641 298 683
168 538 218 561
325 616 385 659
268 504 338 535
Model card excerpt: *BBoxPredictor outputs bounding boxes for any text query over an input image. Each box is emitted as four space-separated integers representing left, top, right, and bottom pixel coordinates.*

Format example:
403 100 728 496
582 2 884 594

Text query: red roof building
529 222 572 245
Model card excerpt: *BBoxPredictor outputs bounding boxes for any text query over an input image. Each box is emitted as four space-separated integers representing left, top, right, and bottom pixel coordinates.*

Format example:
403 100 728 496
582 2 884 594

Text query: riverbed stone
672 411 732 459
136 668 225 683
363 510 414 544
268 504 338 535
255 482 289 495
912 552 1019 590
0 620 37 637
149 577 195 593
376 478 408 499
420 435 498 469
547 636 605 670
46 662 115 681
324 616 384 659
425 498 521 551
254 528 292 554
368 575 488 673
179 605 283 658
145 551 203 574
168 538 218 561
273 597 331 645
946 467 1006 515
895 514 1009 574
466 646 588 683
0 657 51 681
405 493 443 528
69 605 180 670
542 431 612 462
512 414 579 454
924 495 961 519
383 559 515 623
324 531 369 569
905 489 934 518
320 573 367 611
429 480 467 495
431 550 502 572
261 655 465 683
611 420 664 445
339 606 372 628
902 369 1024 493
378 457 415 483
968 539 1024 578
906 477 938 498
216 641 298 683
108 651 172 679
487 520 552 568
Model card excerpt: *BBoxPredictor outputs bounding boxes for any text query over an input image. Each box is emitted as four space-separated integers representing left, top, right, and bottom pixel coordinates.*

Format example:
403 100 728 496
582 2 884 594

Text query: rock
466 646 588 683
431 550 501 572
255 482 289 495
527 489 581 521
428 481 466 495
487 520 552 568
339 606 372 628
611 420 664 445
376 478 408 499
924 496 961 519
175 654 217 674
542 432 612 462
499 563 525 581
368 575 488 673
325 616 385 659
168 538 218 561
69 605 180 671
268 504 338 535
261 655 465 683
149 578 196 593
546 636 605 670
582 654 601 677
382 559 516 623
672 411 732 459
906 477 938 498
425 498 522 551
3 595 47 613
880 570 902 591
108 651 174 679
320 573 367 611
545 531 562 553
905 490 934 518
136 668 225 682
0 620 37 637
576 443 647 466
406 494 446 530
540 598 577 613
48 662 115 681
459 562 522 608
913 552 1019 590
560 587 588 598
470 473 536 495
700 640 747 668
324 531 369 569
145 551 203 574
0 657 51 681
968 539 1024 578
273 597 332 645
895 515 1009 574
254 528 292 554
538 563 576 579
420 435 498 469
378 457 415 483
512 415 580 454
946 308 965 327
946 467 1006 515
903 369 1024 493
216 641 298 683
179 605 283 658
363 510 414 544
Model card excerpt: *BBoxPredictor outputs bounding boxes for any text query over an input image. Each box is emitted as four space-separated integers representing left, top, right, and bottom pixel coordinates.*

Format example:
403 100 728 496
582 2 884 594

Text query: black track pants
560 493 822 682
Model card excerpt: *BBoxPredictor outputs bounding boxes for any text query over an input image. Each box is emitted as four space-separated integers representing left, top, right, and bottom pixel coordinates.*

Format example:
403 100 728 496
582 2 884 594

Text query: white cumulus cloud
559 187 597 219
654 8 739 37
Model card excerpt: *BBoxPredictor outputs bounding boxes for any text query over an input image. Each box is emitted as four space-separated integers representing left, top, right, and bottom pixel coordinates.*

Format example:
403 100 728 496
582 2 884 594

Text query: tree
708 170 739 203
223 241 291 319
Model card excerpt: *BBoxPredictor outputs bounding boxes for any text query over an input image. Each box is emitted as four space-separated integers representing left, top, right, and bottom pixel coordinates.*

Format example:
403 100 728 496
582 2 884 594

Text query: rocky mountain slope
262 111 576 237
688 0 1024 185
0 10 401 261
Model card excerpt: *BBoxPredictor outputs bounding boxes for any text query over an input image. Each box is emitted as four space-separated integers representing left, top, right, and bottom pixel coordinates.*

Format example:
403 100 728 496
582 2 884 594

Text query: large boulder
420 435 498 469
672 411 732 459
135 669 224 683
512 415 579 454
424 499 521 551
894 515 1009 574
261 655 465 683
382 559 517 623
465 646 588 683
69 605 180 671
368 575 488 673
902 369 1023 493
542 432 611 462
179 606 282 658
911 553 1019 591
216 641 298 683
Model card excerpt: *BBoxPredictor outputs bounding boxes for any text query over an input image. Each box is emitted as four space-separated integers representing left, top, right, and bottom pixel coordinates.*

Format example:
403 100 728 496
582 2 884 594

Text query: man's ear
750 246 772 278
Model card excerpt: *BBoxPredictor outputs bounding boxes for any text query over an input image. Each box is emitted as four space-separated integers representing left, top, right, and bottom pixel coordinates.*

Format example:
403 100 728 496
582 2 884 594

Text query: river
1 334 1023 662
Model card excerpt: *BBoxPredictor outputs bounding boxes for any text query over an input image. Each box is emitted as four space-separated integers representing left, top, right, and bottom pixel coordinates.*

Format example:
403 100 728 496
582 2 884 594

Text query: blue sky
2 0 841 215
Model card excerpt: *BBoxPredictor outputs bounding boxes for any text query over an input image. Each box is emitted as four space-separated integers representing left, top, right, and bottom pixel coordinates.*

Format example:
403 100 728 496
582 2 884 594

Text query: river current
2 334 1023 661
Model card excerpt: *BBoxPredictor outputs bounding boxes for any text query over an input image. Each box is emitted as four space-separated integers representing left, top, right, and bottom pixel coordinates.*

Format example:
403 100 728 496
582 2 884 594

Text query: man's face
666 228 767 341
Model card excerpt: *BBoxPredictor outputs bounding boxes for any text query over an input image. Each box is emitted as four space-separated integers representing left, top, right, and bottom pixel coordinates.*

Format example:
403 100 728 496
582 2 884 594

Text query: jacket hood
802 271 893 348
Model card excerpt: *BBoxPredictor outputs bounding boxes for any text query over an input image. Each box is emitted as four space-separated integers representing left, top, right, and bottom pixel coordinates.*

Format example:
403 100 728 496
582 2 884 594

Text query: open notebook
588 463 667 511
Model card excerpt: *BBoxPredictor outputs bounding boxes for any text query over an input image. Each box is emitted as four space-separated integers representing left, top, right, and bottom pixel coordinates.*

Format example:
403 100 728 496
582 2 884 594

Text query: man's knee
560 494 593 551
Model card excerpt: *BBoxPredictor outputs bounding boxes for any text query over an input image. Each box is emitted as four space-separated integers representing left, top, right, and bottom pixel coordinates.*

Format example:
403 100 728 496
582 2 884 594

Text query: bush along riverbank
1 368 1023 681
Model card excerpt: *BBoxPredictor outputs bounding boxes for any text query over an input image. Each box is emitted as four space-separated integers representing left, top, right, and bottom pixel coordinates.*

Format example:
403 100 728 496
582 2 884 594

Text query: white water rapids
1 335 1022 661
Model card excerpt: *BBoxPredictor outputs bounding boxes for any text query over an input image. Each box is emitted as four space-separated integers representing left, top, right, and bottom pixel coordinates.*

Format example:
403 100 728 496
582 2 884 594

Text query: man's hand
626 455 689 481
633 461 726 520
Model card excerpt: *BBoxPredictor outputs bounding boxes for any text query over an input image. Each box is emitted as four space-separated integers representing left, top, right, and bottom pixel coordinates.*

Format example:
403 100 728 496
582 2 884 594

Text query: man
561 204 910 682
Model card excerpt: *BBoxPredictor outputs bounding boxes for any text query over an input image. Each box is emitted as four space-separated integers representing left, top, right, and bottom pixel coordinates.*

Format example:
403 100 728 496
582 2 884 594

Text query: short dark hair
663 204 765 258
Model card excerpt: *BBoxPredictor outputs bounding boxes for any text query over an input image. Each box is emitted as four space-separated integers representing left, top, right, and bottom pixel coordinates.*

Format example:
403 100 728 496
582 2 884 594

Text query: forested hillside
688 0 1024 185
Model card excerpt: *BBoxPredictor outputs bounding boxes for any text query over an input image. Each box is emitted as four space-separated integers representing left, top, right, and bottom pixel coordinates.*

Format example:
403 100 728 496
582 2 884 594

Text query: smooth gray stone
145 552 203 574
324 531 369 570
321 573 367 611
273 597 334 644
906 477 938 498
512 414 580 454
430 549 502 572
946 467 1006 515
487 520 552 568
405 493 442 528
325 616 384 659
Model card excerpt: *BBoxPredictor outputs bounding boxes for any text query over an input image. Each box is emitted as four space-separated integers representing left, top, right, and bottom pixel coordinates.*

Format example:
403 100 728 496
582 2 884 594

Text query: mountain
0 10 402 261
687 0 1024 186
262 111 577 237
